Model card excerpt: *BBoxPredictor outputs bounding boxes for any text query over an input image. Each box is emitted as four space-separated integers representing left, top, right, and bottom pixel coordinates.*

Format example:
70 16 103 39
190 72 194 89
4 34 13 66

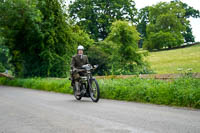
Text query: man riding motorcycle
70 45 89 95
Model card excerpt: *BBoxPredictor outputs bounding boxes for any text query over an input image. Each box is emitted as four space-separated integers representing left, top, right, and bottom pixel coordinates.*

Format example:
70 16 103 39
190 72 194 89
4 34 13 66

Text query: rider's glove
73 68 77 72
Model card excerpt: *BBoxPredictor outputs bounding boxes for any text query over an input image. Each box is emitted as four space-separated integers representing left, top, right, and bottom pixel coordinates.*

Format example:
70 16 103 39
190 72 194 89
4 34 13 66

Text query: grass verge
0 77 200 109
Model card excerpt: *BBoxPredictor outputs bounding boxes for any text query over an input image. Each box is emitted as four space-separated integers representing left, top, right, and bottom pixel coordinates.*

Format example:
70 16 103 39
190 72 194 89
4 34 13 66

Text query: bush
87 43 110 75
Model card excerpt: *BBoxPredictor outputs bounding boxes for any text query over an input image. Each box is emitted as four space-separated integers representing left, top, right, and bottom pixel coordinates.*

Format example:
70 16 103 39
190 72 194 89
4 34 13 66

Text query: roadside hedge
0 77 199 109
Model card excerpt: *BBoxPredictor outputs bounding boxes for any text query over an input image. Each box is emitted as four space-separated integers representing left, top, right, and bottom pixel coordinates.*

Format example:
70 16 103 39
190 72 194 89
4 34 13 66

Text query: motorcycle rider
70 45 89 95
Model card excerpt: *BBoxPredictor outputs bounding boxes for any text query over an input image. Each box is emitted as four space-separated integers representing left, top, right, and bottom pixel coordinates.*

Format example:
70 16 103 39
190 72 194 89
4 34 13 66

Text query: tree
103 20 151 75
143 2 186 50
71 25 94 51
174 0 200 19
0 0 93 77
86 42 110 75
137 6 150 48
143 31 184 50
106 21 141 64
138 1 200 47
0 0 44 77
69 0 137 40
177 0 200 43
183 24 195 42
36 0 77 77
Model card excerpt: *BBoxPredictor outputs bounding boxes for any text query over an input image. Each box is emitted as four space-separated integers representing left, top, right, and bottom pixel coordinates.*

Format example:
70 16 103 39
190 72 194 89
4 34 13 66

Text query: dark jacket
71 54 89 69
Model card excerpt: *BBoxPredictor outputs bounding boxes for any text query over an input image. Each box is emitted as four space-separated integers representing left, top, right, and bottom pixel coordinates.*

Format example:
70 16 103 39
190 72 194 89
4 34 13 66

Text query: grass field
146 44 200 74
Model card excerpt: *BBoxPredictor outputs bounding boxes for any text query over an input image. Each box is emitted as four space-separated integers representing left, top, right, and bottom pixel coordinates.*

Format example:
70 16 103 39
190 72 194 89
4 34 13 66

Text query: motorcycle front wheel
73 86 82 100
89 79 100 102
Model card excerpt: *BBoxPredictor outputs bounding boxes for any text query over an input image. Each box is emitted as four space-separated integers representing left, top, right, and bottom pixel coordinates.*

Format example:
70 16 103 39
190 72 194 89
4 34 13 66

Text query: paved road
0 86 200 133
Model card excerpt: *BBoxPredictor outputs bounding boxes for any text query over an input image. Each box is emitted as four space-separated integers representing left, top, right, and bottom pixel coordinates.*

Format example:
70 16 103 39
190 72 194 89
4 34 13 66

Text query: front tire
89 79 100 102
73 86 82 100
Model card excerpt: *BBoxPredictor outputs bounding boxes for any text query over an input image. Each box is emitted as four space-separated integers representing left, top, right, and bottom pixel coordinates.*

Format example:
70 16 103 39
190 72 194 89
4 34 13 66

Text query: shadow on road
67 99 93 103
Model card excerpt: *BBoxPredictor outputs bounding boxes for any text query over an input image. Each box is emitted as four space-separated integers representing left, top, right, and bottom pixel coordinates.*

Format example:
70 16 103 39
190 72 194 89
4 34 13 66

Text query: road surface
0 86 199 133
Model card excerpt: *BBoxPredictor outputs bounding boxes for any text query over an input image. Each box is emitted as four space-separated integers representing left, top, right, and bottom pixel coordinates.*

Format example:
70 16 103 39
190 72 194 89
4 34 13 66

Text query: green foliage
143 2 186 50
0 62 5 72
106 21 140 63
103 20 152 75
0 0 93 77
137 7 149 38
0 77 72 94
0 0 44 77
143 31 183 50
139 1 200 48
100 77 200 108
30 0 75 77
69 0 137 40
1 77 200 109
71 25 94 51
137 6 149 48
0 44 12 71
106 21 141 63
183 24 195 43
87 43 110 75
177 0 200 18
178 0 200 42
85 21 152 75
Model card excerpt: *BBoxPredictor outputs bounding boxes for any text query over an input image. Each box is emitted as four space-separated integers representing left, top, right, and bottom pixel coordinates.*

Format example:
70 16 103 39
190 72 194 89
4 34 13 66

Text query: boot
71 79 74 87
75 81 81 96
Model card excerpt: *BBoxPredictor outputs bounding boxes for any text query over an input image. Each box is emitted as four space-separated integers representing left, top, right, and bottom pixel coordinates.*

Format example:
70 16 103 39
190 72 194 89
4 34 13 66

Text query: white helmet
77 45 84 50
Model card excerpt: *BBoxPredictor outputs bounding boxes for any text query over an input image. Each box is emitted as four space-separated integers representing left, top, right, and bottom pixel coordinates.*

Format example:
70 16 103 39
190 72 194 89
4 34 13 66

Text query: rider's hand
73 68 77 72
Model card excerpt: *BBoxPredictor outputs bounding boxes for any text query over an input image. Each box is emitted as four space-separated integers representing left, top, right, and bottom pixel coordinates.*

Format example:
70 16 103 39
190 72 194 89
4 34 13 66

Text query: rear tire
89 79 100 102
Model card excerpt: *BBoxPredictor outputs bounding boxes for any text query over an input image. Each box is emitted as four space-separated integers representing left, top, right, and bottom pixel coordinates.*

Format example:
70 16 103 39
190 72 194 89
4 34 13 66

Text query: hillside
146 44 200 74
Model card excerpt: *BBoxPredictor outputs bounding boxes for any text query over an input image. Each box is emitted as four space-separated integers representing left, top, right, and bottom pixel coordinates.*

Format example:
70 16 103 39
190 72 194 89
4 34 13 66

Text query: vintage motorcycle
70 64 100 102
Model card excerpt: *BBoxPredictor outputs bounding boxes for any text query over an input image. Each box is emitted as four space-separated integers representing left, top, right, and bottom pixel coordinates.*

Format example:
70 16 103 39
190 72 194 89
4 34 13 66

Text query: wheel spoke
89 79 99 102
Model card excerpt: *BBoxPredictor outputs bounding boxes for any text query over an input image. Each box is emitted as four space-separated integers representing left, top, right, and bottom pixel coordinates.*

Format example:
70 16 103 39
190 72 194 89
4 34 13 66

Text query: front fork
87 74 96 92
87 74 92 89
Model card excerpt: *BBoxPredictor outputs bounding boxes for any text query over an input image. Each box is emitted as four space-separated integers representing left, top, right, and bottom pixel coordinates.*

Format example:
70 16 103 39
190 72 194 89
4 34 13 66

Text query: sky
66 0 200 42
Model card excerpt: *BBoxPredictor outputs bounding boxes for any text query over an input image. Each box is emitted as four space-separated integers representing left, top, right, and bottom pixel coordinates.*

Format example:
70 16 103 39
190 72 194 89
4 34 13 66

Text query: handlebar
72 64 98 72
75 69 86 72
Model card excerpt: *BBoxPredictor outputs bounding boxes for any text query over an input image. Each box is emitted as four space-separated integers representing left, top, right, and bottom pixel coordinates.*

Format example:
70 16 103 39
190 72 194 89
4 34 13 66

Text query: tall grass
0 78 72 94
0 77 200 109
99 78 200 108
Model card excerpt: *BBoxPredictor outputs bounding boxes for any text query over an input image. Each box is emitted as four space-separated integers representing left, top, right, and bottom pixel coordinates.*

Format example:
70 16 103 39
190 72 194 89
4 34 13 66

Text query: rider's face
78 50 83 55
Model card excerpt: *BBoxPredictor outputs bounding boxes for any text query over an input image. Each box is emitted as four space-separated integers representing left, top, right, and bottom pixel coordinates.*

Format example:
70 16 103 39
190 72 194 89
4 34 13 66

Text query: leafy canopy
143 2 186 50
138 0 200 48
69 0 137 40
0 0 93 77
106 21 141 64
102 21 152 75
